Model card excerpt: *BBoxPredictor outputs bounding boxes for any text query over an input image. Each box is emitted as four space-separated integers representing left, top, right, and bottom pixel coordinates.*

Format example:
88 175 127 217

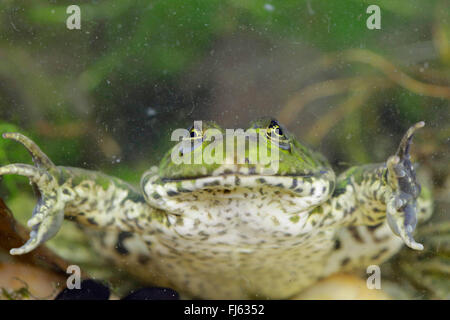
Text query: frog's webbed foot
0 133 64 255
385 122 425 251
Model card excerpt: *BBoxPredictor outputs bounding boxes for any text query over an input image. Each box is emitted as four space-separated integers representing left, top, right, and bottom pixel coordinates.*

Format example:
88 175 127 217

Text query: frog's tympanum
0 119 432 299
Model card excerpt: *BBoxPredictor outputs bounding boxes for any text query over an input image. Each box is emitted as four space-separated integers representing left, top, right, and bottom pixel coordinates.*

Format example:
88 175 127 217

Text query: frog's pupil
269 120 283 136
275 126 283 136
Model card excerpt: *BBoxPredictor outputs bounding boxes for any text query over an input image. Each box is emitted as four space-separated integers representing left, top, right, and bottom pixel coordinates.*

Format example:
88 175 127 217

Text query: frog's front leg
317 122 432 251
0 133 166 255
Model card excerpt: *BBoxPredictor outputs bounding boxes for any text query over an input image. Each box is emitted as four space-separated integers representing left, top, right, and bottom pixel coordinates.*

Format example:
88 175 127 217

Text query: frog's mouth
142 164 335 213
160 163 333 191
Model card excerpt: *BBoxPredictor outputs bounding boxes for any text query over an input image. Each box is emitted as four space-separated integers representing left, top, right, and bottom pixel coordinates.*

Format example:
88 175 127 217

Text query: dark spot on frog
370 247 389 261
203 180 220 187
115 231 133 255
87 217 98 226
334 239 341 250
367 222 383 231
290 178 298 189
341 257 350 266
167 190 179 197
138 254 151 265
151 192 161 200
348 227 364 243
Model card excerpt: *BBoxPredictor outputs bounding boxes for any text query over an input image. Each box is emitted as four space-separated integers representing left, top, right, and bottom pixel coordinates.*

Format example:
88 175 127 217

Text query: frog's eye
188 127 203 140
265 120 291 151
179 125 203 155
269 123 283 138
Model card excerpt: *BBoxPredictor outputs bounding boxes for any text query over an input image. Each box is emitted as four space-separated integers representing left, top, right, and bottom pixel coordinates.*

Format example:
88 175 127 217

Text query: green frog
0 119 432 299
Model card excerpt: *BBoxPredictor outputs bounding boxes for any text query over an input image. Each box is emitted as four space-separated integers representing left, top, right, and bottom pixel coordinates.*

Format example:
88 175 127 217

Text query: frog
0 119 433 299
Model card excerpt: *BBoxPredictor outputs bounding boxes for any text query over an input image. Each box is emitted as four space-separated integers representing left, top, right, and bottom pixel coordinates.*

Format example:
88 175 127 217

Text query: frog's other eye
269 124 283 138
189 128 203 140
267 120 286 138
179 125 203 155
265 120 291 151
187 125 203 140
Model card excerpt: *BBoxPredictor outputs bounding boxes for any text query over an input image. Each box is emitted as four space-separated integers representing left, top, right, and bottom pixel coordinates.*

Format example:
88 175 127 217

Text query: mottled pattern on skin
85 163 431 299
0 120 433 299
43 167 167 233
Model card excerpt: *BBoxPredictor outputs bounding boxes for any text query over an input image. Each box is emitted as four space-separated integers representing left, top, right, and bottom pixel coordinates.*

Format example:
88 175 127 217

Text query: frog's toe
2 133 55 170
6 196 64 255
1 134 65 255
1 133 56 191
0 163 48 184
395 121 425 159
387 194 423 251
10 205 64 255
27 211 45 228
9 228 41 255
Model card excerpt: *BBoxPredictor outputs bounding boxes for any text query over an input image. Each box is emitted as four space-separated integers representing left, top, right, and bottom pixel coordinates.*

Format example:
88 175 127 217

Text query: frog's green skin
0 119 432 299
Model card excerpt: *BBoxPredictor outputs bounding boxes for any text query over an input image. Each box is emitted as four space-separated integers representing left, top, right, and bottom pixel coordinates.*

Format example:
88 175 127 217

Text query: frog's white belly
88 222 337 299
85 184 396 299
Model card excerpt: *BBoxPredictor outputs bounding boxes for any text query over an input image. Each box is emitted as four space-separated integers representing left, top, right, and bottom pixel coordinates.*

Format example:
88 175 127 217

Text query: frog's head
156 118 331 179
141 118 335 215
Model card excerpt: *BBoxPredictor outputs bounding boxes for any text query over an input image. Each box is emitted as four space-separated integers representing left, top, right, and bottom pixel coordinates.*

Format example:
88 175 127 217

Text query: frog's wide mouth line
159 171 319 183
145 168 335 201
161 174 309 193
159 162 332 182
